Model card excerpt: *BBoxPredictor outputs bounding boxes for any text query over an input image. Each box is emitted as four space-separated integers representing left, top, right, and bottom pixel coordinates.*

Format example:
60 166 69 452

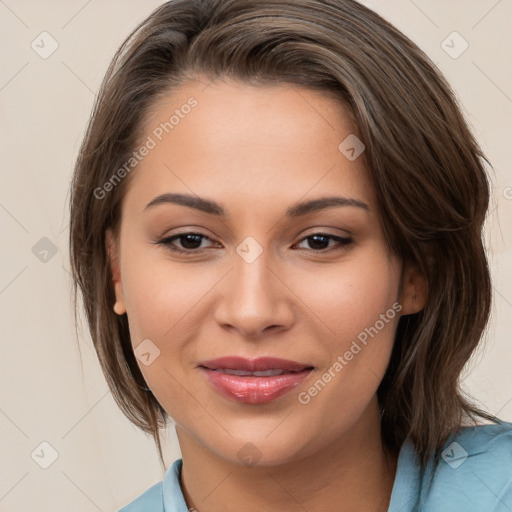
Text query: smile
198 356 315 404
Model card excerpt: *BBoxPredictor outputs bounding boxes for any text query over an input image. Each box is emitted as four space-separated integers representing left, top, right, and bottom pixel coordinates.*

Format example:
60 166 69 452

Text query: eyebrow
144 193 369 216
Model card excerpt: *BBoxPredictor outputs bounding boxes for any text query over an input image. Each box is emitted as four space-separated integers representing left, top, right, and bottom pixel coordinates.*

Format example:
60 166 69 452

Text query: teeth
215 369 287 376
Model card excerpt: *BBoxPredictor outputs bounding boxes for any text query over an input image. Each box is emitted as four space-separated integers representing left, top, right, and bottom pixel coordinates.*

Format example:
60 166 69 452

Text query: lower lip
200 368 313 404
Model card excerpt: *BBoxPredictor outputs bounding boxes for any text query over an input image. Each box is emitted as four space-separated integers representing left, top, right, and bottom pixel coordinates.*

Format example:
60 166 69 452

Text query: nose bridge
213 241 292 336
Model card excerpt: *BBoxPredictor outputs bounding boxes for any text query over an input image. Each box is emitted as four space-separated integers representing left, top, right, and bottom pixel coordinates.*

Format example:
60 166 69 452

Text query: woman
68 0 512 510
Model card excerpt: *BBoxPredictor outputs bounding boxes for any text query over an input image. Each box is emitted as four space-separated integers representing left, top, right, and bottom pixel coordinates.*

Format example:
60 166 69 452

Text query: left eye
156 232 352 254
294 233 352 252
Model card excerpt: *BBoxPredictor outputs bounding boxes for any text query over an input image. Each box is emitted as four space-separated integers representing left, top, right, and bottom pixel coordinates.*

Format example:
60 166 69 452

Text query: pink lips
198 356 314 404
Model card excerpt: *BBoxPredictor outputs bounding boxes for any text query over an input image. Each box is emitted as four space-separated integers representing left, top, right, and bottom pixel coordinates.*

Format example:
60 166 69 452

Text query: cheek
123 266 198 344
119 246 223 395
297 249 400 342
291 260 400 423
119 235 197 339
119 249 203 415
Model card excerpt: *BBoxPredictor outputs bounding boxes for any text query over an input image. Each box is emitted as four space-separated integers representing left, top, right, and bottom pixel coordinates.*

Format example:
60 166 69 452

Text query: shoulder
438 420 512 473
422 420 512 512
118 481 163 512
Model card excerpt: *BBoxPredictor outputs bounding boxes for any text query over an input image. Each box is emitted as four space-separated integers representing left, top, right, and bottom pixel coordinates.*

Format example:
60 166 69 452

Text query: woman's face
108 78 425 465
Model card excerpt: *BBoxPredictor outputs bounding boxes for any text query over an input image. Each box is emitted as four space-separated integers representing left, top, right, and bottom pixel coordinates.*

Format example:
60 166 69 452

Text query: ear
398 262 427 315
106 228 126 315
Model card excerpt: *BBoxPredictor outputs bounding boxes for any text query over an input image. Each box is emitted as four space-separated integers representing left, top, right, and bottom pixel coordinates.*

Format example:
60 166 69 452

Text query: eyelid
154 231 218 253
154 230 353 255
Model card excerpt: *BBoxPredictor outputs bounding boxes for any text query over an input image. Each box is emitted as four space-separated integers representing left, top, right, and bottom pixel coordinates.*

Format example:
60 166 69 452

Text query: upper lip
198 356 313 372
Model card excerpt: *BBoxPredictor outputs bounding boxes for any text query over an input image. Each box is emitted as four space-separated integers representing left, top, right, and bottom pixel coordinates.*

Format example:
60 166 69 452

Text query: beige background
1 1 511 510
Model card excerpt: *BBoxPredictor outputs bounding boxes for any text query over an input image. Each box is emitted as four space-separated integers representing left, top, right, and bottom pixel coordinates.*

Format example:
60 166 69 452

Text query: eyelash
155 232 353 255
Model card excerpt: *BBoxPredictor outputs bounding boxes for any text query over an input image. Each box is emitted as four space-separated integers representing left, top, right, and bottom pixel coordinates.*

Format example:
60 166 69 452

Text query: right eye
156 232 220 254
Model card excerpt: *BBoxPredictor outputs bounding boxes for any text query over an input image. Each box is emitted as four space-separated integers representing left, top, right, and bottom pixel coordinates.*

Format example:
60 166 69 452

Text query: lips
198 357 314 404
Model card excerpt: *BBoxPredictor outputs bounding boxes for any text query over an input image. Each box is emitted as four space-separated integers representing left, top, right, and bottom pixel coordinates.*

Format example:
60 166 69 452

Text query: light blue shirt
119 421 512 511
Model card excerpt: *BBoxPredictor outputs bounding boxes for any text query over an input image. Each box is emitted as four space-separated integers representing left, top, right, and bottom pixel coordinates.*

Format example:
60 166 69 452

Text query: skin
107 78 427 512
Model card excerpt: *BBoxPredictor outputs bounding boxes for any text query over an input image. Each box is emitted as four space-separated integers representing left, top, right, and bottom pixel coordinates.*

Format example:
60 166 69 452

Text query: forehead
123 79 376 214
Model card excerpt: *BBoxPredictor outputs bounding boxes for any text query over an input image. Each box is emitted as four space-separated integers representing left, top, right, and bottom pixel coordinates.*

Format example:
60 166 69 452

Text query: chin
201 427 317 468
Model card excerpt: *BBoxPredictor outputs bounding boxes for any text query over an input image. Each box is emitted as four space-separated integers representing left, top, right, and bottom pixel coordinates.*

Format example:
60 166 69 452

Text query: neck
177 402 399 512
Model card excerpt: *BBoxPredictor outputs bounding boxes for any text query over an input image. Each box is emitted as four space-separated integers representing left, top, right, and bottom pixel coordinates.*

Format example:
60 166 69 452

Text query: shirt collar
163 458 189 512
387 438 425 512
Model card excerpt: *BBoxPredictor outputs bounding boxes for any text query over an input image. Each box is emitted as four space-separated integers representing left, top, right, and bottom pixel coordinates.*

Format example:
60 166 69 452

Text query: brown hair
69 0 502 471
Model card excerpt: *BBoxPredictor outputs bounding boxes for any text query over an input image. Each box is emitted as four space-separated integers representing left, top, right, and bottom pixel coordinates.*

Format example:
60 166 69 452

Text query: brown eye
295 233 352 252
157 232 216 254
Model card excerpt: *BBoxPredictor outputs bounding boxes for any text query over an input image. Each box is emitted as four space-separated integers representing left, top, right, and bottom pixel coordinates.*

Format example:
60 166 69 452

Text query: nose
213 250 295 339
